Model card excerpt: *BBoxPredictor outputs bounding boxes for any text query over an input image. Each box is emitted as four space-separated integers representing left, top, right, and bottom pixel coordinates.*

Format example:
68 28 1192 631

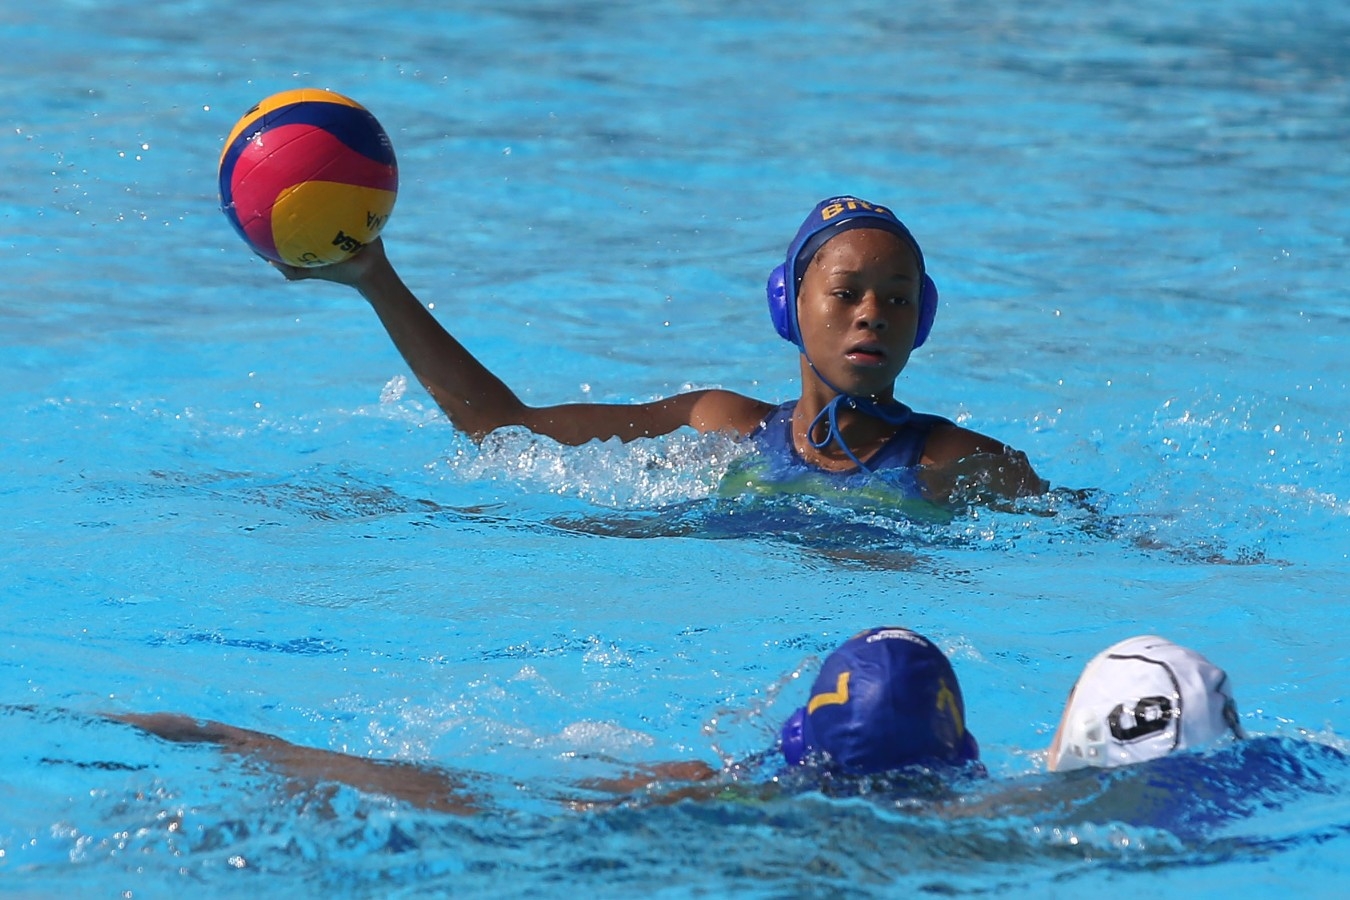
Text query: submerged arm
110 712 480 815
565 758 781 811
276 240 770 443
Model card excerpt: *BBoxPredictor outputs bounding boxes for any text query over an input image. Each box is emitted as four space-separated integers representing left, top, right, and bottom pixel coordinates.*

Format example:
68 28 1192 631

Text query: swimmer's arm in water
275 239 773 443
110 712 480 815
565 758 778 811
575 759 721 794
112 710 780 815
919 422 1047 500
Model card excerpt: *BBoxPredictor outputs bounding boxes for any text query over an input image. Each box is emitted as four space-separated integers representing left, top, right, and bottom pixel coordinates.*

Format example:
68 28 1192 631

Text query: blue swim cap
766 197 939 351
780 627 978 774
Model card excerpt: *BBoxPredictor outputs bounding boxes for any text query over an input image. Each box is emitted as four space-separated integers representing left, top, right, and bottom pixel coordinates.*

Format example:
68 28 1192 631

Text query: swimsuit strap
752 400 945 476
800 357 914 473
806 394 914 473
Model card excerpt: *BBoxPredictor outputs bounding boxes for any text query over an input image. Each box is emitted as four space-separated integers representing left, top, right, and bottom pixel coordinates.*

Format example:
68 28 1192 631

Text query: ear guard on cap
780 706 809 766
765 264 939 350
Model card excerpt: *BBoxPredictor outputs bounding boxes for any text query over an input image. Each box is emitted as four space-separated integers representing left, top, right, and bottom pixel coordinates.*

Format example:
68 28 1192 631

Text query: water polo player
569 626 982 806
273 195 1044 501
779 625 979 774
109 626 979 815
1048 635 1245 772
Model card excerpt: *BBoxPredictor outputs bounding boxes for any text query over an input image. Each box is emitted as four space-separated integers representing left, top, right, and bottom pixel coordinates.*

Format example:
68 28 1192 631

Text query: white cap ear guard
1048 635 1243 772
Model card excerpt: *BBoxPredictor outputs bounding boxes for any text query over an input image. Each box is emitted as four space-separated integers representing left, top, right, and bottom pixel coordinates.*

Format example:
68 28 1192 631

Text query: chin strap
804 359 912 473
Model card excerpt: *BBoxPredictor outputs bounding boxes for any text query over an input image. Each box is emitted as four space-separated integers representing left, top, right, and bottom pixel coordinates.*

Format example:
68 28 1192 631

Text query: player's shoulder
689 389 776 436
922 419 1009 464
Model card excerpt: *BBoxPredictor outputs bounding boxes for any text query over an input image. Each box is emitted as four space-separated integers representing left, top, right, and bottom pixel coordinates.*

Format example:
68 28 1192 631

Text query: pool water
4 0 1348 895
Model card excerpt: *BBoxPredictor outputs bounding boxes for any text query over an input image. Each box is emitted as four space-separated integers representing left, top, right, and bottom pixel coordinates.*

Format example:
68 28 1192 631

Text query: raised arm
275 240 771 443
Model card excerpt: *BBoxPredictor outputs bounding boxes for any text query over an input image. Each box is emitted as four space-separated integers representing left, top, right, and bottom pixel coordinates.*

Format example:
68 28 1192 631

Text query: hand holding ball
218 88 398 268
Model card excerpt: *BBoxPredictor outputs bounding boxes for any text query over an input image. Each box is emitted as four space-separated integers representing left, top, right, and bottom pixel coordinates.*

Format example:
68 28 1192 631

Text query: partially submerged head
1048 635 1244 772
780 626 978 774
766 197 939 352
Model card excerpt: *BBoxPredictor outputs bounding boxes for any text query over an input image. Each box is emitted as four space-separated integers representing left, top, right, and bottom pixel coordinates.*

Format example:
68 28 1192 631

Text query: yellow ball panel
270 182 397 268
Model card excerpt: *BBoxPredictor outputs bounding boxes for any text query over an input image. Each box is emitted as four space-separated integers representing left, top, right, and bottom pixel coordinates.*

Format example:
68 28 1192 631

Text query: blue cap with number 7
780 626 979 774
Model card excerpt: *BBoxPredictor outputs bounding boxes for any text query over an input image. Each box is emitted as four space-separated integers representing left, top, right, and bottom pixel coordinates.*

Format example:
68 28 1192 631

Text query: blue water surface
3 0 1349 896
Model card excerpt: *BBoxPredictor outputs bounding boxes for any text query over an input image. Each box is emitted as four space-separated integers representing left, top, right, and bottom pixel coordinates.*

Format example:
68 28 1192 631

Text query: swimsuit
744 400 951 499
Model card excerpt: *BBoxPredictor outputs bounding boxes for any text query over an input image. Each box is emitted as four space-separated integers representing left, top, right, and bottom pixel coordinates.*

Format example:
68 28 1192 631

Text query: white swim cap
1048 635 1243 772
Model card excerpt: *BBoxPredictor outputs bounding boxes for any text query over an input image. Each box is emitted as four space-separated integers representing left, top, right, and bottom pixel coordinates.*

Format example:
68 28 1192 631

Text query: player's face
795 229 921 397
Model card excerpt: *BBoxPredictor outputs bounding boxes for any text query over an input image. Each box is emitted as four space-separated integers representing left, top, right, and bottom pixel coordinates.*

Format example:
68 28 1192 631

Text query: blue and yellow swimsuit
719 400 953 503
